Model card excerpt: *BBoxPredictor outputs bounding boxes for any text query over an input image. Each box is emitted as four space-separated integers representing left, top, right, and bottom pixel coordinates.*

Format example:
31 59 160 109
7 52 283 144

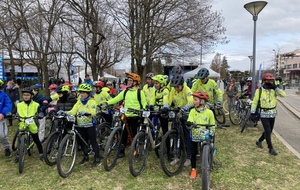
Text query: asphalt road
275 88 300 158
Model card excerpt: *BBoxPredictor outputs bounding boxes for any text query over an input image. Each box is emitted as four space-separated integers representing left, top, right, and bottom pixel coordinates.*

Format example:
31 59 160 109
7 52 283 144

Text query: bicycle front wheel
96 123 112 152
240 109 250 133
201 145 212 190
18 135 26 174
103 127 122 171
128 131 149 177
12 130 19 151
57 133 77 178
229 103 242 125
159 129 185 177
213 108 226 124
44 131 63 166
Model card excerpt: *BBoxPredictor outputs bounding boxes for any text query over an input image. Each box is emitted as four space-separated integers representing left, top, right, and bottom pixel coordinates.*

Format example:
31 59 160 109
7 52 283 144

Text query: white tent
71 70 117 84
183 66 220 78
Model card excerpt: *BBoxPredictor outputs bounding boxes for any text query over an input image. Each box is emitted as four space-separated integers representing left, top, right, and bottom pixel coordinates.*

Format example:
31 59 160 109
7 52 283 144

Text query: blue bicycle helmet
194 68 209 79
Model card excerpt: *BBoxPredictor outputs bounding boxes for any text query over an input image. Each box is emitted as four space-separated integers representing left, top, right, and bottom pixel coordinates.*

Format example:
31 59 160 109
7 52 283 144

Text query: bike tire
103 127 122 171
27 134 33 156
154 125 162 158
96 123 112 152
240 109 250 133
128 131 149 177
213 108 226 124
18 135 25 174
12 130 19 151
229 103 242 125
201 145 212 190
57 133 77 178
44 131 62 166
159 129 185 177
44 117 54 140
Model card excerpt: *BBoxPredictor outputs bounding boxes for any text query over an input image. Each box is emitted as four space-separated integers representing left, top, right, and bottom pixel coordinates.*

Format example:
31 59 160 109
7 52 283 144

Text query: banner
0 57 3 80
258 63 262 87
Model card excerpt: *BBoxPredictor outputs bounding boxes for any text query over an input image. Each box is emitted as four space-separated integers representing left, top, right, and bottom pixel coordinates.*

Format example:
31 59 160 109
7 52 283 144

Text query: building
277 49 300 87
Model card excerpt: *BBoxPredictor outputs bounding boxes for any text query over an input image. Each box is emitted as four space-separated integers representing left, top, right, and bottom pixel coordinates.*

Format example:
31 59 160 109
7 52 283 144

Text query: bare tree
61 0 126 81
106 0 227 79
0 0 22 79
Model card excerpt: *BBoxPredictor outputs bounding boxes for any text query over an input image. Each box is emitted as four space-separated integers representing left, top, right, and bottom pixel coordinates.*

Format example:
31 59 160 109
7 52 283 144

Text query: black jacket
56 94 77 111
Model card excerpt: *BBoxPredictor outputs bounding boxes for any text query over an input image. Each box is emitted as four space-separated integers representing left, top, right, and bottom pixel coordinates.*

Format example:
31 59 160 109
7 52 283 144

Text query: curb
273 130 300 159
275 97 300 159
277 98 300 119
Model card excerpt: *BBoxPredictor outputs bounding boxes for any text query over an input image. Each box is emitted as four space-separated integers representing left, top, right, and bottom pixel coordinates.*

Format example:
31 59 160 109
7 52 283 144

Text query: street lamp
244 1 268 99
248 55 253 75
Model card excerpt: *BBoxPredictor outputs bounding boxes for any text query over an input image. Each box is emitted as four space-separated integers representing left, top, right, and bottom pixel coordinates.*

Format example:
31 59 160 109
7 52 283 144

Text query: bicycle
102 107 136 171
159 109 186 177
128 108 162 177
228 95 248 125
43 111 71 166
56 113 94 178
239 98 255 133
14 115 39 174
96 106 120 153
209 103 226 124
186 122 230 190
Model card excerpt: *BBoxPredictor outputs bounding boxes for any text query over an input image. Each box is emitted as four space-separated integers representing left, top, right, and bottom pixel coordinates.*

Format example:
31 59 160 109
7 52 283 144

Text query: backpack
123 89 142 109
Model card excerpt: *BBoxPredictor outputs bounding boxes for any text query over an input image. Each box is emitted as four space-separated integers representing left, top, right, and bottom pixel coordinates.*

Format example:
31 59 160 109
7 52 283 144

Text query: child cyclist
94 81 112 123
66 83 101 167
104 72 147 158
150 74 170 136
168 74 193 167
15 87 44 162
187 91 216 179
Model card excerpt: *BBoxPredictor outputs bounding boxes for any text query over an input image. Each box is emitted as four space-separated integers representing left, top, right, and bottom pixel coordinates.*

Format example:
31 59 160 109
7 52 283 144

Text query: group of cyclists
0 65 284 179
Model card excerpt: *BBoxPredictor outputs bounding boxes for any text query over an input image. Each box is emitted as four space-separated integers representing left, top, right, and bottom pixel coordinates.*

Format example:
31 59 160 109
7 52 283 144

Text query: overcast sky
208 0 300 71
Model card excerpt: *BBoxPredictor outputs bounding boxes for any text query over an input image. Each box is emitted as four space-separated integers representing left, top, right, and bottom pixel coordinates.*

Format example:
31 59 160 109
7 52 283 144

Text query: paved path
275 88 300 158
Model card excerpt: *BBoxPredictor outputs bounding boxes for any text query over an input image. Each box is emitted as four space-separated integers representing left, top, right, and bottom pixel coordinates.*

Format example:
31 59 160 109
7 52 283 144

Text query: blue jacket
32 92 50 114
0 91 12 117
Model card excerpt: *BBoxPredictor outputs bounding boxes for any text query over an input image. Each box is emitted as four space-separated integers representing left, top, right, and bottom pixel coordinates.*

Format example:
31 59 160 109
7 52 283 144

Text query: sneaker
190 169 197 179
4 149 12 158
184 159 191 167
118 150 125 158
79 156 89 165
256 141 263 149
269 149 278 156
91 158 101 168
170 158 180 166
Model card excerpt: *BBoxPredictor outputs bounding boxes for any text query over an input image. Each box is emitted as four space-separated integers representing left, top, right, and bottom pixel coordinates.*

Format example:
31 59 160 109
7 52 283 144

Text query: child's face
174 85 183 92
193 97 205 108
79 91 89 99
154 81 161 89
23 93 32 101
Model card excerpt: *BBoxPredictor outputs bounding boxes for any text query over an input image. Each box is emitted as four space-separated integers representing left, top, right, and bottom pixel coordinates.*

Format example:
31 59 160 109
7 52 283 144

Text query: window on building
293 64 297 68
286 65 291 69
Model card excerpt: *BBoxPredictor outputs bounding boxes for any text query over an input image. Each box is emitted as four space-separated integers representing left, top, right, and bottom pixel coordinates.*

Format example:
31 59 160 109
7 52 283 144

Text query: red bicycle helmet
48 84 58 90
95 81 104 88
192 91 209 102
262 73 275 81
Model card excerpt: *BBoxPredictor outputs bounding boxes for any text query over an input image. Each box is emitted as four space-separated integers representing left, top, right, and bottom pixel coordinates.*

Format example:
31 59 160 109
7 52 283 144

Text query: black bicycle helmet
22 87 33 95
170 66 182 76
170 75 185 87
194 68 209 79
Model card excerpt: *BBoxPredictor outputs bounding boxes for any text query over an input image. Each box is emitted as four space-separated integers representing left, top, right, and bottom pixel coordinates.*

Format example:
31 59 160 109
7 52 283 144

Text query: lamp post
248 55 253 76
244 1 268 99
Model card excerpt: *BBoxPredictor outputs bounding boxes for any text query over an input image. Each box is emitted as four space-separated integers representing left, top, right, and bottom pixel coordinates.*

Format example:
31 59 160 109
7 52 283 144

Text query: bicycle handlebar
186 122 230 130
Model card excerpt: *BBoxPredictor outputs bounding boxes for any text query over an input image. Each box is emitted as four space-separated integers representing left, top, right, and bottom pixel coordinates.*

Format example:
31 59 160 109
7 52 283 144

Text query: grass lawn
0 117 299 190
